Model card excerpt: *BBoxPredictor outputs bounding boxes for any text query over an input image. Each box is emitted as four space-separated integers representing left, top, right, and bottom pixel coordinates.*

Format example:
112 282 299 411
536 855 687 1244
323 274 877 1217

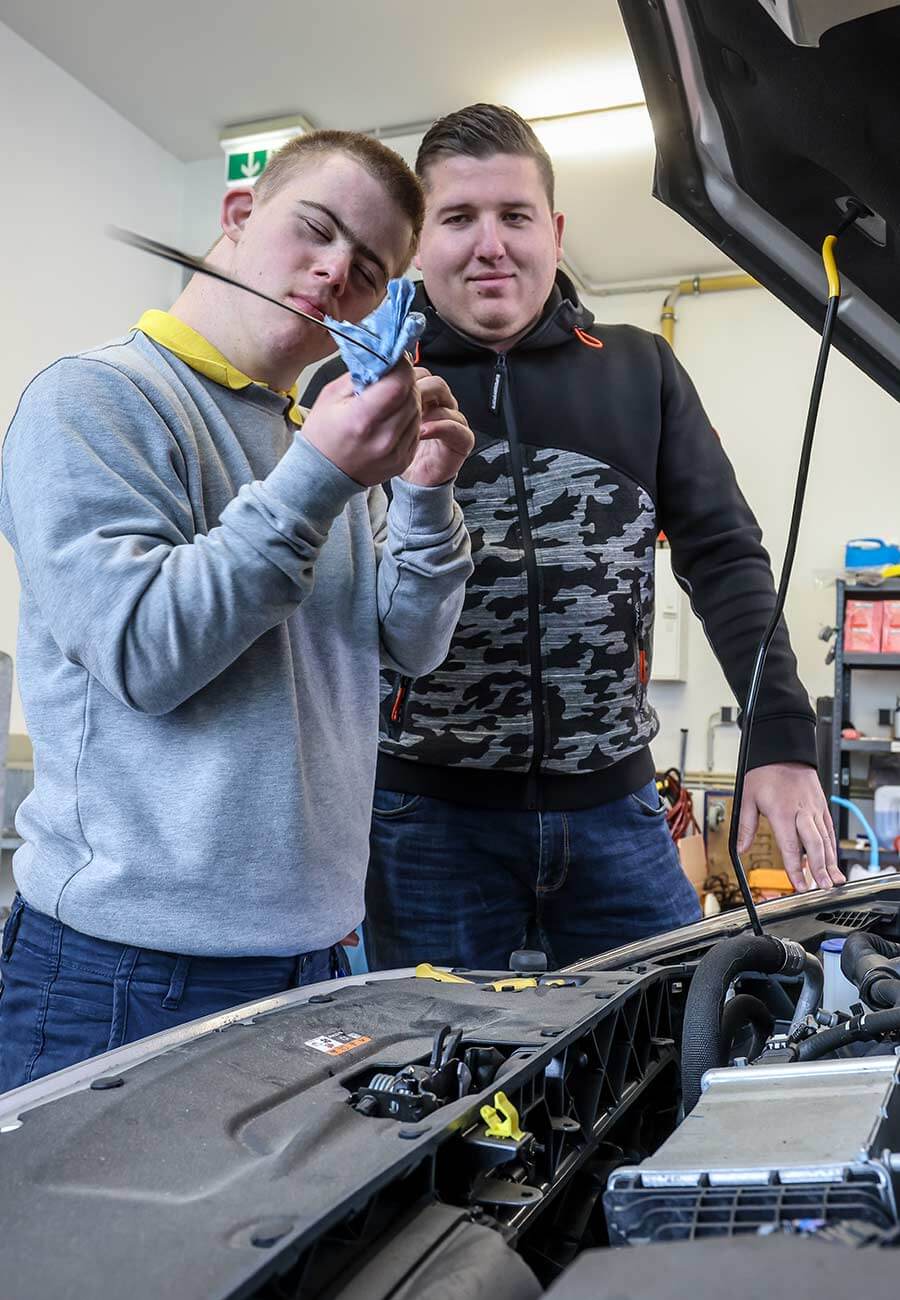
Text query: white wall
0 20 184 731
3 40 897 772
584 285 899 775
182 157 225 258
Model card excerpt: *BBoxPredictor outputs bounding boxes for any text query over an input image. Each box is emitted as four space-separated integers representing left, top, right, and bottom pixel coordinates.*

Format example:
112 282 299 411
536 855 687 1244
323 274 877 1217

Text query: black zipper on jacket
489 357 504 413
632 579 648 710
494 352 545 806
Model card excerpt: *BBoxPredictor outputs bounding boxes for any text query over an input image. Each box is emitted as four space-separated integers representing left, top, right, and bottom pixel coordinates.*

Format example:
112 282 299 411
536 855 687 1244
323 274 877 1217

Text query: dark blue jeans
365 780 702 971
0 896 349 1093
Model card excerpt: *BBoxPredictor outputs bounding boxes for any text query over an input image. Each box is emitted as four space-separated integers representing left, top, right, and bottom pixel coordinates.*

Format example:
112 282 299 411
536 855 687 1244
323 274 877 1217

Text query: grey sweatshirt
0 331 472 955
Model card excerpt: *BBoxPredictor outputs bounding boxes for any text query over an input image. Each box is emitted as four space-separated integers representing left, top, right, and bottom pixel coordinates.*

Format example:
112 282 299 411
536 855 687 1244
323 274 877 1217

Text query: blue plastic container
845 538 900 569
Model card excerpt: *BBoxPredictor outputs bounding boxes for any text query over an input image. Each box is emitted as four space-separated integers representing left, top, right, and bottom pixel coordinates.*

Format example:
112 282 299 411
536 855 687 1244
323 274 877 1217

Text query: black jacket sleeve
653 335 816 770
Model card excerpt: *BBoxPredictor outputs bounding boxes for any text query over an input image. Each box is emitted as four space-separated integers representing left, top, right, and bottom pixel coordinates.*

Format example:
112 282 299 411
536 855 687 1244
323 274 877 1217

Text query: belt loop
162 955 192 1010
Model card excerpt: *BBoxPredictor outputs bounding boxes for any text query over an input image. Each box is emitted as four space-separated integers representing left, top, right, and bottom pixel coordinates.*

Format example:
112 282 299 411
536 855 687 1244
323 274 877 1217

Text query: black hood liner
619 0 900 399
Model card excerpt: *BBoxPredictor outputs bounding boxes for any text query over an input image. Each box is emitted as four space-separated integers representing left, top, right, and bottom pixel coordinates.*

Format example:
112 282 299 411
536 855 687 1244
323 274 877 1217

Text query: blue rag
324 278 426 392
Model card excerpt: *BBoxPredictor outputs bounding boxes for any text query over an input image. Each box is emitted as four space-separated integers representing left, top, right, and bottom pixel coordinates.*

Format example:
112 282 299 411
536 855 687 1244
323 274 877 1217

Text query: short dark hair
256 129 425 251
415 104 555 208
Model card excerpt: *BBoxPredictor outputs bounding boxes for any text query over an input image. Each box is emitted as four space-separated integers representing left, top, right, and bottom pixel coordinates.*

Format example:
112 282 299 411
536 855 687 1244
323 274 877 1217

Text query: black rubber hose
764 978 798 1021
841 932 900 1009
795 1007 900 1061
681 935 799 1113
719 994 774 1065
792 953 825 1026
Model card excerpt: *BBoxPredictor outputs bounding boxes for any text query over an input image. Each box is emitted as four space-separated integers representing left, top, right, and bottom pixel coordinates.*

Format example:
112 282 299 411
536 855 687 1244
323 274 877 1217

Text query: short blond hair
256 130 425 251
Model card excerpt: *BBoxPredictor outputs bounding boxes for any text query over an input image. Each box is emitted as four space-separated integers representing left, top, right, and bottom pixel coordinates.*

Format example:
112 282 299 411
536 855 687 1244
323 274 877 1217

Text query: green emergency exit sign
220 115 314 189
226 150 272 183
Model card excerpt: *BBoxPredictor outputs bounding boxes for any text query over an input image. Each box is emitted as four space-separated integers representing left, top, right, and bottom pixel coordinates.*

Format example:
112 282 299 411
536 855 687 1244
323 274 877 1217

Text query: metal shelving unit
842 738 900 754
844 653 900 669
829 579 900 861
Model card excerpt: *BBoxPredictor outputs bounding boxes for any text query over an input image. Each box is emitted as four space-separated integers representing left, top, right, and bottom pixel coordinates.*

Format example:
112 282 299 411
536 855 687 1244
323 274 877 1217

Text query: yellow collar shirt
135 309 305 426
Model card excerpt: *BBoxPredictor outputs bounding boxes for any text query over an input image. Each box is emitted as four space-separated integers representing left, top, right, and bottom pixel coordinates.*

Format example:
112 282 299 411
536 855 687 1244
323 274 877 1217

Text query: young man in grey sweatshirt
0 130 474 1091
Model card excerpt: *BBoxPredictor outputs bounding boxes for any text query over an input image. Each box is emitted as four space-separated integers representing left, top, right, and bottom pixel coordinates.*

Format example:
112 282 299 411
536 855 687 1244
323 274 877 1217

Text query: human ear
220 187 255 244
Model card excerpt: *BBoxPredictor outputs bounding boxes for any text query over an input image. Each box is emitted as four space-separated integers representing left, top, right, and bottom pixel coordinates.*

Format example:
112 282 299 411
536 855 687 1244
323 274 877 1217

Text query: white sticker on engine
305 1031 371 1056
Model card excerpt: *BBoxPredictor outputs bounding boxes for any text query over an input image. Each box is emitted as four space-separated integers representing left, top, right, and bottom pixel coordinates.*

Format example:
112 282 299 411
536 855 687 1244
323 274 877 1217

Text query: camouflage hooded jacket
304 274 816 810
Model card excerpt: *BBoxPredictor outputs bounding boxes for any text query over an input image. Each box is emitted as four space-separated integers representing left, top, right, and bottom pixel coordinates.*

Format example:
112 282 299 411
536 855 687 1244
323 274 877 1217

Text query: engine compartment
3 880 900 1298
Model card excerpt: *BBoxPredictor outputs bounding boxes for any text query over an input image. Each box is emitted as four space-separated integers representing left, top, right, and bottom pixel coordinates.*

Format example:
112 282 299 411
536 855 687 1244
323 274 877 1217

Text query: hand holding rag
324 278 425 392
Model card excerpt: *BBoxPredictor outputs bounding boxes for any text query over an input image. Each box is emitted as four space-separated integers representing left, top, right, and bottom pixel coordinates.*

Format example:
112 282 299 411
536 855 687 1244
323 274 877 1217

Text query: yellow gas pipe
660 273 758 348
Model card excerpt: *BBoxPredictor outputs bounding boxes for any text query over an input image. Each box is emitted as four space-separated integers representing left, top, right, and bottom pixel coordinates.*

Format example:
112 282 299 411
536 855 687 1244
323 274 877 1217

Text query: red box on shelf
882 601 900 654
844 599 883 653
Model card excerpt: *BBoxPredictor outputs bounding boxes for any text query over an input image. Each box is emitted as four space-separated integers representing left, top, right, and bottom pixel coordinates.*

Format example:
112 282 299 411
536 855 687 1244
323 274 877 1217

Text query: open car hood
617 0 900 399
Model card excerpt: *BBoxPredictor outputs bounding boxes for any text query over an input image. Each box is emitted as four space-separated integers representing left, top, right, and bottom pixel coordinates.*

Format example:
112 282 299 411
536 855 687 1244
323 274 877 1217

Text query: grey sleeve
0 358 361 715
368 479 472 677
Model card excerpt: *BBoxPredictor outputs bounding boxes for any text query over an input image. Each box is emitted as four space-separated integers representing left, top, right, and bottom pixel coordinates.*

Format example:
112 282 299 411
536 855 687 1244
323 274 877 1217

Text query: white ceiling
0 0 647 160
0 0 737 285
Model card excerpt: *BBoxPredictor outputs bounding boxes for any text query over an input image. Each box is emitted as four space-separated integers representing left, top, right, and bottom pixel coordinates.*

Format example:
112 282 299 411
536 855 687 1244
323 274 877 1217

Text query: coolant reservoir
819 936 860 1014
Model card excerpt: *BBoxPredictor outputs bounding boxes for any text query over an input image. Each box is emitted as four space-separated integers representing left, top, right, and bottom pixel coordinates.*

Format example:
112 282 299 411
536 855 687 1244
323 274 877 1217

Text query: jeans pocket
629 782 668 818
1 894 25 963
372 789 423 820
331 945 352 979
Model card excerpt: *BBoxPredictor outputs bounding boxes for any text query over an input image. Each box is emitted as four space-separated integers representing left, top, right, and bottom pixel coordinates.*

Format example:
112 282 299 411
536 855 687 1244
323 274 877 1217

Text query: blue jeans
0 896 349 1093
365 781 701 971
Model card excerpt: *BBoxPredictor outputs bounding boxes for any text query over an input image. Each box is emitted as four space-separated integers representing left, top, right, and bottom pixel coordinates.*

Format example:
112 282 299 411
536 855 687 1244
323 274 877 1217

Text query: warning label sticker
305 1031 372 1056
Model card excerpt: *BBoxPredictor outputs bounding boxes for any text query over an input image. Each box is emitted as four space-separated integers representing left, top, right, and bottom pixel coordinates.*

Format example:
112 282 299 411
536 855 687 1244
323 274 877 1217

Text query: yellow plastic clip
414 962 473 985
482 976 538 992
480 1090 525 1141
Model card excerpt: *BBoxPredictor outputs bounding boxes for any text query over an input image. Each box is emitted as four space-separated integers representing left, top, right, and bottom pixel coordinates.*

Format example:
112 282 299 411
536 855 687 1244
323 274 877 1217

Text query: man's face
221 152 414 373
415 153 564 351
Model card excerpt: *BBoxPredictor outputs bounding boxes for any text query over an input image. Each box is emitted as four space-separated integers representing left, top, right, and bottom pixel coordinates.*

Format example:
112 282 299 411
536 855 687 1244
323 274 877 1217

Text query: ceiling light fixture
530 102 654 159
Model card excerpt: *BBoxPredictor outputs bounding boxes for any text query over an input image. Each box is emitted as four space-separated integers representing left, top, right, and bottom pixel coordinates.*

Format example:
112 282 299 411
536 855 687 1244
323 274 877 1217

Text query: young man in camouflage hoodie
304 105 842 971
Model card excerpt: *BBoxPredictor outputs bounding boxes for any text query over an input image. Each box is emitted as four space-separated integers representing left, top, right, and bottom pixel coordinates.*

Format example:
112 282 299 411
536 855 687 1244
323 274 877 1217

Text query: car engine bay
2 879 900 1298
